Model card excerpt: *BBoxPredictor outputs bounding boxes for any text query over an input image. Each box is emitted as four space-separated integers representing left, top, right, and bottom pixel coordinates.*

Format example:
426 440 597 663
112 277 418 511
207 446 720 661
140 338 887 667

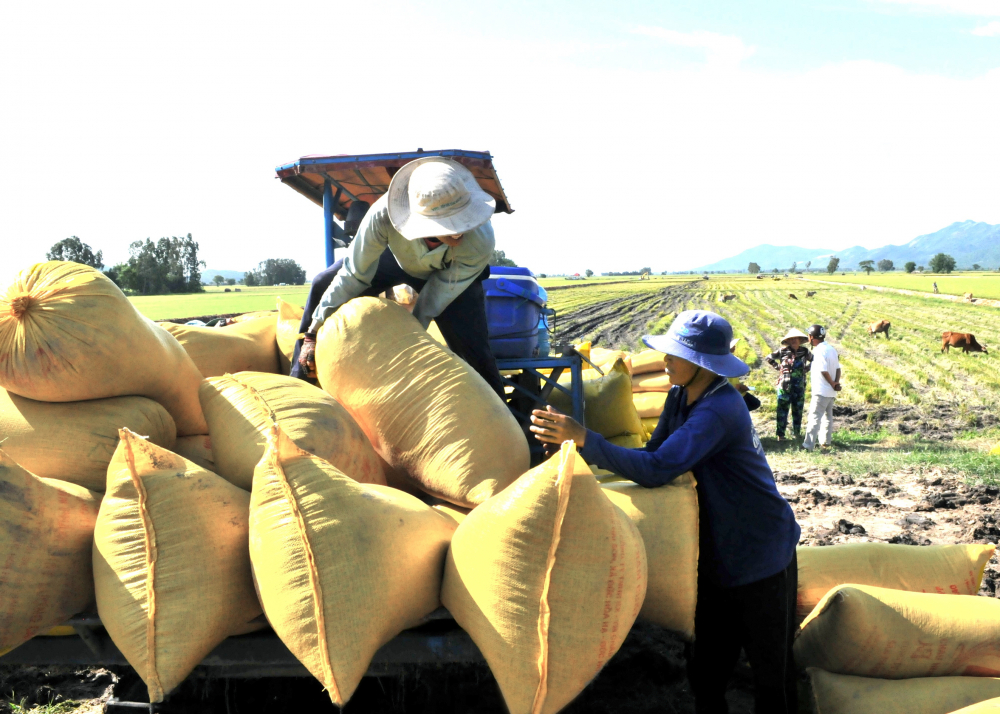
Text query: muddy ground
553 283 691 348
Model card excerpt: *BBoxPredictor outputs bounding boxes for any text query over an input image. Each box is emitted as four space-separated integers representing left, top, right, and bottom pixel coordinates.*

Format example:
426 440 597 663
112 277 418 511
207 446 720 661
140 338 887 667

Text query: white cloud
632 26 756 69
870 0 1000 16
972 20 1000 33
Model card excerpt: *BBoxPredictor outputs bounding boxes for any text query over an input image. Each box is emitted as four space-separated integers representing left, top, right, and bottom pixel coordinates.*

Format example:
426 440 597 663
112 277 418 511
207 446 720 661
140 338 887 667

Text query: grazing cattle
867 320 891 339
788 293 798 300
806 291 817 297
722 294 736 302
755 275 763 280
941 331 988 354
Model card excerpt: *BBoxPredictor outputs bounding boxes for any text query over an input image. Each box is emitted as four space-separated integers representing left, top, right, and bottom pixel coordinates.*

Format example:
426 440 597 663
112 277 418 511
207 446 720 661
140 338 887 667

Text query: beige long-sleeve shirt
308 194 495 332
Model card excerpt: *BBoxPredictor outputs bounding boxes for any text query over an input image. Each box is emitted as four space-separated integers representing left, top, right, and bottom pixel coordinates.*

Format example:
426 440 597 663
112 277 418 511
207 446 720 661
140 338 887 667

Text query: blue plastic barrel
483 267 545 358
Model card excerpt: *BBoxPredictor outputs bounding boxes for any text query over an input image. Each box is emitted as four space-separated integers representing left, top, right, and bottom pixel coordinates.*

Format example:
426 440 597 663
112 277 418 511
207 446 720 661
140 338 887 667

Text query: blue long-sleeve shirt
579 377 800 588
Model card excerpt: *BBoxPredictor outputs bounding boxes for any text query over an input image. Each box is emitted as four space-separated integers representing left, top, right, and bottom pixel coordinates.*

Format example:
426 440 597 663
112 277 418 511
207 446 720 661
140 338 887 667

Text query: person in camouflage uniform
766 328 813 441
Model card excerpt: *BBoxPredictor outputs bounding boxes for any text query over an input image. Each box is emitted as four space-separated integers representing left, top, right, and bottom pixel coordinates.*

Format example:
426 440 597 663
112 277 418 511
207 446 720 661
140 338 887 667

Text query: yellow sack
590 348 632 374
795 584 1000 678
250 425 455 706
230 310 276 323
641 417 660 439
601 474 698 639
200 372 386 491
631 350 666 375
276 297 304 374
426 320 448 346
442 443 647 714
952 699 1000 713
797 543 995 622
634 392 667 419
0 262 207 436
991 442 1000 456
550 359 645 440
632 372 673 393
0 450 101 656
575 340 591 363
159 318 280 377
808 668 1000 714
607 433 645 448
171 435 215 472
93 429 261 702
0 388 176 491
315 297 528 507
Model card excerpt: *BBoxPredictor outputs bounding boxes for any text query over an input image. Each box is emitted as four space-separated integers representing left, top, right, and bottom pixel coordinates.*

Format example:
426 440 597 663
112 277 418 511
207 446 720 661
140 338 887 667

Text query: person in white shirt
802 324 841 451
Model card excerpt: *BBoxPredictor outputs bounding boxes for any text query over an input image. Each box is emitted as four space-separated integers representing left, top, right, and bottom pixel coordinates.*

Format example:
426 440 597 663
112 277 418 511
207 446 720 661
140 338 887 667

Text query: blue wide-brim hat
643 310 749 378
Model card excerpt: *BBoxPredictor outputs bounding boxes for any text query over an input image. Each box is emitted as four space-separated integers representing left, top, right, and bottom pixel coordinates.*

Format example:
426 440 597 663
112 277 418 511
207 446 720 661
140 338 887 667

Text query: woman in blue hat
530 310 801 714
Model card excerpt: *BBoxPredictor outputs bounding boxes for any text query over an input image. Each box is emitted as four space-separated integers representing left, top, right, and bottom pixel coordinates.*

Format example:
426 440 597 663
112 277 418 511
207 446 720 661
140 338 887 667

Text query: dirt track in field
553 283 692 349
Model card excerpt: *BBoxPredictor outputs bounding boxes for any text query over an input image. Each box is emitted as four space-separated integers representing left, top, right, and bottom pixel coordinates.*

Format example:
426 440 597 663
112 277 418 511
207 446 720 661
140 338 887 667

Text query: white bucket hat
387 157 496 240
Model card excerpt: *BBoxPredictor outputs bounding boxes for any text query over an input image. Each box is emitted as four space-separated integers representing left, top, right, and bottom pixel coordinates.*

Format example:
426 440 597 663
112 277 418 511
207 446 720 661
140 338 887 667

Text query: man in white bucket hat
292 156 504 395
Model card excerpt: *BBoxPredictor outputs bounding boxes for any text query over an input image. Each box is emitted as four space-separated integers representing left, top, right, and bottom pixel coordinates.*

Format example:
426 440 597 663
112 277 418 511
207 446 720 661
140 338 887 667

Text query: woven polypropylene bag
249 425 456 706
630 350 666 375
276 298 304 374
442 442 647 714
796 542 995 622
159 318 280 377
807 668 1000 714
796 584 1000 678
0 450 101 656
0 261 207 435
315 297 528 507
601 474 698 639
93 429 262 702
200 372 386 491
550 359 645 440
633 392 667 419
0 387 176 491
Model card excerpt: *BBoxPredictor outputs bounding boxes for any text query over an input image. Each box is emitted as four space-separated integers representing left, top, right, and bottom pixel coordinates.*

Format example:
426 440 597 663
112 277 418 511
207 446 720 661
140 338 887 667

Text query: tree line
746 252 978 276
46 236 308 294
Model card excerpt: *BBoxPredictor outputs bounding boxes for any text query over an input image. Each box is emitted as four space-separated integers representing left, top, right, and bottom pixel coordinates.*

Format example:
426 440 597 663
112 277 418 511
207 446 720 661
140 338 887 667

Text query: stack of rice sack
794 542 999 714
548 344 647 448
629 349 670 439
0 266 702 711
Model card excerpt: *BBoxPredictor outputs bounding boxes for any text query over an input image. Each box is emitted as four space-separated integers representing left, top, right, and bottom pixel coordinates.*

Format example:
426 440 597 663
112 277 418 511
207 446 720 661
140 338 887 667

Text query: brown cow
868 320 891 339
941 331 988 354
806 291 817 297
722 294 736 302
788 293 798 300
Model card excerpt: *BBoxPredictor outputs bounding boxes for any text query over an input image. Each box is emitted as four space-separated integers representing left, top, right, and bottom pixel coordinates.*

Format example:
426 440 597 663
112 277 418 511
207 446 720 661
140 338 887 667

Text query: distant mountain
696 245 836 272
201 269 246 284
696 221 1000 272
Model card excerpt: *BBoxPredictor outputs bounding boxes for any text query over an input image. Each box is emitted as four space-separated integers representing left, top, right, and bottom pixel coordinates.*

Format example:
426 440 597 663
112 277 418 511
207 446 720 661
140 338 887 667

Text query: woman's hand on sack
298 334 318 379
530 406 587 451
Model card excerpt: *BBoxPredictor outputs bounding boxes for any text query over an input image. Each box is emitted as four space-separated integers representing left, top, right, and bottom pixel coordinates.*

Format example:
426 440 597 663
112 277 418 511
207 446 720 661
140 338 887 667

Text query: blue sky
1 0 998 280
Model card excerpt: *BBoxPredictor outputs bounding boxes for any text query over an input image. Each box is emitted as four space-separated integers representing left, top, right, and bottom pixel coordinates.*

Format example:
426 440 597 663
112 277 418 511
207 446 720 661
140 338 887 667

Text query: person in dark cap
530 310 800 714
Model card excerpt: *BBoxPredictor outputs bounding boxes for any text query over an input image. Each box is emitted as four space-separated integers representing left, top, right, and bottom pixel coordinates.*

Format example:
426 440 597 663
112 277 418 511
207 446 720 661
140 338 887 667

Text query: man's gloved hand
298 333 318 379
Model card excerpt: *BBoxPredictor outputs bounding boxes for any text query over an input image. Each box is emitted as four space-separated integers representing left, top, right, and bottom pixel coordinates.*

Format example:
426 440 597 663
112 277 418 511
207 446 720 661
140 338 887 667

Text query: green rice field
129 285 309 321
806 271 1000 300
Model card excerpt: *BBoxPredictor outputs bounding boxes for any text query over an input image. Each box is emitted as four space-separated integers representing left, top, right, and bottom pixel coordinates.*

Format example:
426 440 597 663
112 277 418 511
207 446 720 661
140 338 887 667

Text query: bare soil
554 283 692 349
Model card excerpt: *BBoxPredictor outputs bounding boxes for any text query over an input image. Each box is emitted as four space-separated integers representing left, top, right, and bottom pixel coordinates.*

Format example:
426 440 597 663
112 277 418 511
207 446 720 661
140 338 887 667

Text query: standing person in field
529 311 801 714
765 328 812 441
291 157 504 396
802 324 841 452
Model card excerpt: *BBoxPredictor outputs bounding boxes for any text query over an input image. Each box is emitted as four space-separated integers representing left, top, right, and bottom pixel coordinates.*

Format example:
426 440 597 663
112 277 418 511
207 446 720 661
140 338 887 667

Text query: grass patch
128 285 309 321
767 435 1000 484
831 427 890 445
8 699 83 714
